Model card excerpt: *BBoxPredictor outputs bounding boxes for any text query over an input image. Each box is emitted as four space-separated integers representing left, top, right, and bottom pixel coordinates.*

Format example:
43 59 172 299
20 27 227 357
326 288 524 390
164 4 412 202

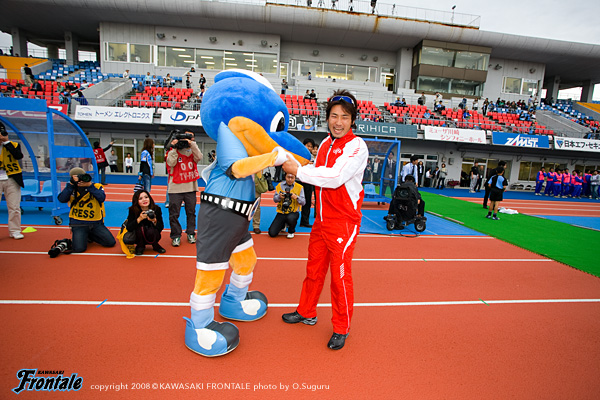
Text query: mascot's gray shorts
195 202 253 271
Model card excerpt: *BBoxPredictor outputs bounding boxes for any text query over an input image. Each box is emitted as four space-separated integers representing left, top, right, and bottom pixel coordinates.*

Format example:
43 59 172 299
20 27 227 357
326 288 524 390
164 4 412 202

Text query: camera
48 238 72 258
146 209 156 219
281 189 293 212
71 173 92 185
165 129 193 150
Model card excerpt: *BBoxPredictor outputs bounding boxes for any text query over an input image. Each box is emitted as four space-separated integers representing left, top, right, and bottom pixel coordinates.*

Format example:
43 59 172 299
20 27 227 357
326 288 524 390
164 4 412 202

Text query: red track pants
296 219 359 335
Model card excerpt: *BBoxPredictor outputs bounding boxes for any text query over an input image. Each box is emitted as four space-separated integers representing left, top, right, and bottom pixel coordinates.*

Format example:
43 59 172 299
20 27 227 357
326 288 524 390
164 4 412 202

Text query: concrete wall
482 58 545 103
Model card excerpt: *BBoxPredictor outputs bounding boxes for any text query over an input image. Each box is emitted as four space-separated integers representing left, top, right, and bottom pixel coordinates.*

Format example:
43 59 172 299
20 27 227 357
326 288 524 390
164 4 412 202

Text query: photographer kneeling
126 190 165 255
268 173 305 239
52 167 116 256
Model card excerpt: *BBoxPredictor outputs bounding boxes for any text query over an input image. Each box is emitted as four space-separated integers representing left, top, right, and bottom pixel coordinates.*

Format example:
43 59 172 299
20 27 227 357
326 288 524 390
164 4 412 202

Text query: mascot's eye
270 111 285 132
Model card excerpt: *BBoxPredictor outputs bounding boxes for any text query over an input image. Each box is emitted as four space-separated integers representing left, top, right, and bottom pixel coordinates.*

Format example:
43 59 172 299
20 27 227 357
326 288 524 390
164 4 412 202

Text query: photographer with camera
268 172 305 239
0 121 25 240
54 167 116 255
166 129 203 247
125 190 165 255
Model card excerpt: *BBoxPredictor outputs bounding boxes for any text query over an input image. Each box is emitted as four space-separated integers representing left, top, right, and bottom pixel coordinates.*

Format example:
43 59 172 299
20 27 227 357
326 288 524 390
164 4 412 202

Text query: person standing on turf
486 167 508 220
483 160 506 209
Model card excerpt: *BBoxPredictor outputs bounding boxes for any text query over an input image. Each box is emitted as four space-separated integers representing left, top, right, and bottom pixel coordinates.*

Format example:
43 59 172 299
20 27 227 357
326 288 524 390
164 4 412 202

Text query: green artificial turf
421 192 600 278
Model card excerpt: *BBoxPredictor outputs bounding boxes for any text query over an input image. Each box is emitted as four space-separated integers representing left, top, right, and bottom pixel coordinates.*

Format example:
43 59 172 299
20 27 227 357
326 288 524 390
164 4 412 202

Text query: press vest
94 148 107 164
275 182 303 214
0 141 22 176
171 152 200 184
68 184 105 221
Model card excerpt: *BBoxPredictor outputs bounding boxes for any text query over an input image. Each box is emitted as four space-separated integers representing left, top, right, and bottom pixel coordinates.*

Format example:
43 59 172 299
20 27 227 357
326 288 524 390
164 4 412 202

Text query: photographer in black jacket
126 189 165 255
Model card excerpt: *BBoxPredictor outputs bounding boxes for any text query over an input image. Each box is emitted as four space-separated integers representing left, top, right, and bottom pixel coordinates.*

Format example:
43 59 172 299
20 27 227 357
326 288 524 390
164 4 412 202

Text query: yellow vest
68 183 106 221
0 141 22 176
276 182 303 214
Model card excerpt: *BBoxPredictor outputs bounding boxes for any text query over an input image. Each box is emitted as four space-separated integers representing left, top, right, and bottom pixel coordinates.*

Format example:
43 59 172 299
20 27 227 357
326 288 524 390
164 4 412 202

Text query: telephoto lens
48 239 72 258
78 174 92 183
146 209 155 219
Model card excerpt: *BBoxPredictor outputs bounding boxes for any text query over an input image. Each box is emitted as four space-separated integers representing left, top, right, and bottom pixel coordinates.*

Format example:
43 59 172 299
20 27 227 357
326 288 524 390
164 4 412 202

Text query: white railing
207 0 481 28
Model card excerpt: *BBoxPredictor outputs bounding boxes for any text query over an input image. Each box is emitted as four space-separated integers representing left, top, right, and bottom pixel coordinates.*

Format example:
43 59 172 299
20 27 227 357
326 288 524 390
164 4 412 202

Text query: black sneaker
327 332 349 350
281 311 317 325
135 246 144 255
153 244 166 254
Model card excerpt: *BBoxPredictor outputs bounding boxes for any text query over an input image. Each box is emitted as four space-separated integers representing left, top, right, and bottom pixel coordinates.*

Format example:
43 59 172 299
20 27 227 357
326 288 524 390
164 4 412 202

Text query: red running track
1 226 599 399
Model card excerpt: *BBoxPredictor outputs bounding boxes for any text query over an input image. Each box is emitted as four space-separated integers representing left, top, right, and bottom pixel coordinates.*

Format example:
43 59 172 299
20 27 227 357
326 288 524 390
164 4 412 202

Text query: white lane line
1 299 598 307
0 250 551 262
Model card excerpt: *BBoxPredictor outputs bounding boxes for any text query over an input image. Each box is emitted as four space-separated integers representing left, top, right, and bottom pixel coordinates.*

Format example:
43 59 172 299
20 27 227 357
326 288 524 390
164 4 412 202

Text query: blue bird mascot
183 70 311 356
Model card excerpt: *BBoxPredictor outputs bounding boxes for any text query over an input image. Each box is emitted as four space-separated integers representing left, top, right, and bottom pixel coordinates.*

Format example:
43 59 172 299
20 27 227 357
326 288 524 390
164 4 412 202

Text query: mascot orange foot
184 70 310 357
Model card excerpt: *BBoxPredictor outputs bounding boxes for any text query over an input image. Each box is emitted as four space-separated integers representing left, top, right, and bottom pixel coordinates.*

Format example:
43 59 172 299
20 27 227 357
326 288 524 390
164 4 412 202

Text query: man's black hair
496 167 504 174
410 155 419 162
498 160 507 167
405 175 415 183
303 138 316 146
326 89 357 128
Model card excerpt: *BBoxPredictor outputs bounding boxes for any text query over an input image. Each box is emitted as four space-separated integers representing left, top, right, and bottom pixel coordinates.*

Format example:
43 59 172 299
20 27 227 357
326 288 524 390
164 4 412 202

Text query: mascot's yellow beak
228 117 310 166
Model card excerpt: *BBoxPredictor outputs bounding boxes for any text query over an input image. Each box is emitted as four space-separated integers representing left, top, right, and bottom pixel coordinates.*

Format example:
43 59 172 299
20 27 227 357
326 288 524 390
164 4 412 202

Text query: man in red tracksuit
281 90 368 350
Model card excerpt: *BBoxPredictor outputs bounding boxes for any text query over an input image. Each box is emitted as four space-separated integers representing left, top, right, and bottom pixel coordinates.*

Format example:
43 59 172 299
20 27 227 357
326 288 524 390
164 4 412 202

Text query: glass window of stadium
253 53 277 74
421 47 455 67
196 49 224 70
451 80 484 97
324 63 347 80
166 47 196 68
106 43 128 62
455 51 489 70
297 60 322 78
502 77 522 94
129 44 152 63
416 76 483 96
522 80 538 96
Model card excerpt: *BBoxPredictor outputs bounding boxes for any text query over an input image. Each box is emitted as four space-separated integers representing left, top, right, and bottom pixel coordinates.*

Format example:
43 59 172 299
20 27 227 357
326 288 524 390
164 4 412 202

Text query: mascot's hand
273 146 294 166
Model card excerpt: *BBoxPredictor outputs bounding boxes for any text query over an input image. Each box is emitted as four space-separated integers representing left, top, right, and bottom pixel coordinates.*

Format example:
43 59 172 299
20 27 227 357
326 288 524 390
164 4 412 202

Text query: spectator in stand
93 141 113 185
394 97 402 106
199 74 206 91
108 149 119 172
473 98 479 111
81 80 90 89
140 138 154 192
304 90 311 100
185 74 191 90
126 190 166 255
434 101 445 113
590 170 600 200
423 110 431 119
281 79 288 95
13 84 23 98
144 72 152 86
308 71 312 80
23 64 34 86
151 75 159 87
31 79 42 93
123 69 130 79
435 92 443 104
309 90 317 100
418 92 426 106
124 152 134 173
463 108 471 119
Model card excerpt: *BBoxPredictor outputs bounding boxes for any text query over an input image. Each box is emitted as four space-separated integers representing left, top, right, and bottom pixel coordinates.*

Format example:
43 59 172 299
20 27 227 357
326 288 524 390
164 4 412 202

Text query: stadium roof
2 0 600 88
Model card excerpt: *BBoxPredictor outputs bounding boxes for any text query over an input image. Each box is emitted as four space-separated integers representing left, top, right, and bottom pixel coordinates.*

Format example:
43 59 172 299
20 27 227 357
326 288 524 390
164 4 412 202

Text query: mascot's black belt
200 192 259 220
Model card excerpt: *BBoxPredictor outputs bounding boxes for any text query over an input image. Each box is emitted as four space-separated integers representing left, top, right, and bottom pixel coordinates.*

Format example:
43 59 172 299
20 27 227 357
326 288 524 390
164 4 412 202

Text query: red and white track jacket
296 130 368 225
